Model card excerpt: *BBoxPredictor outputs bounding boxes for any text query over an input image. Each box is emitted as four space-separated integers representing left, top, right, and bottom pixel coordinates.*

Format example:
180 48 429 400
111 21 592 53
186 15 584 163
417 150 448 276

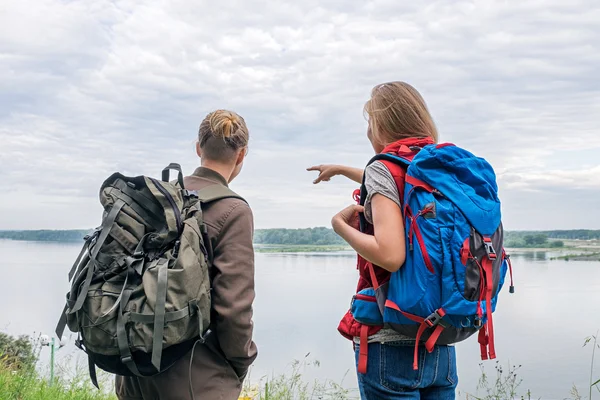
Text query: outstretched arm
307 165 364 184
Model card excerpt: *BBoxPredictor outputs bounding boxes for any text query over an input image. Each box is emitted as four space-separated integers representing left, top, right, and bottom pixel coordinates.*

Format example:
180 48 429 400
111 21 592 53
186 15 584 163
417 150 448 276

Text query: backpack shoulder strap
194 185 246 265
195 184 246 204
369 153 413 169
358 152 413 231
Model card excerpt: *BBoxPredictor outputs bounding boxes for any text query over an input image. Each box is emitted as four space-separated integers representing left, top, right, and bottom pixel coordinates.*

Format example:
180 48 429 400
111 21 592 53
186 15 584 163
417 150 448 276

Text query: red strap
483 258 496 359
385 300 448 370
405 175 435 193
478 326 489 360
385 300 425 324
367 263 379 289
425 324 446 353
358 325 369 374
413 322 428 370
411 219 435 273
482 257 497 359
460 238 470 266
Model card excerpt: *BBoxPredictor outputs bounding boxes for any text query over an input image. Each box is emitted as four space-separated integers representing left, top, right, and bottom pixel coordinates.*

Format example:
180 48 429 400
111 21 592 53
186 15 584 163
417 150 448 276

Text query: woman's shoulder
365 161 396 189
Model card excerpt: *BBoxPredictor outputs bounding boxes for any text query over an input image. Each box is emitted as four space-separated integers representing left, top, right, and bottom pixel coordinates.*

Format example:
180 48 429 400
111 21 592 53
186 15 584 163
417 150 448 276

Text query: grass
463 361 530 400
0 361 116 400
3 333 600 399
0 334 116 400
1 350 357 400
584 331 600 400
241 355 358 399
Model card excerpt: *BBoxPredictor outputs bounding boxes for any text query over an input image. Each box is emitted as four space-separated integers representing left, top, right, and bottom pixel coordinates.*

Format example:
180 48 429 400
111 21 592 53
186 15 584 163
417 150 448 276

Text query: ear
196 141 202 158
235 147 247 166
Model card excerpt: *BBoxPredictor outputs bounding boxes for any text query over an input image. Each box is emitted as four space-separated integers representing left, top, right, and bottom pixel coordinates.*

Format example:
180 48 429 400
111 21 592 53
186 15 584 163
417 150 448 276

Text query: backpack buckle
84 228 101 242
424 309 446 328
188 299 199 315
121 355 133 364
483 237 497 260
172 240 181 259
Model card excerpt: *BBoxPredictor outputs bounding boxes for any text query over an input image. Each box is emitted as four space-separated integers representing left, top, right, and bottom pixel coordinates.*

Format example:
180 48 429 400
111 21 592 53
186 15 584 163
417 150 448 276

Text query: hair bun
222 119 233 138
208 110 239 139
198 109 249 160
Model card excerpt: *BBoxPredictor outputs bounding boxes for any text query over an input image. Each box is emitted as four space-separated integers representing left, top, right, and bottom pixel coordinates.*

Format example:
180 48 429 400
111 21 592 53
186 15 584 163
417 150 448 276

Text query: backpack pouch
351 288 383 326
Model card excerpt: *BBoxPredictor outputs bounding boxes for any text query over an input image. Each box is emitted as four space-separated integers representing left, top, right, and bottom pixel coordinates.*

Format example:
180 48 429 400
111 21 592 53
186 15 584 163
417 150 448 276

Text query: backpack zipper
149 178 182 235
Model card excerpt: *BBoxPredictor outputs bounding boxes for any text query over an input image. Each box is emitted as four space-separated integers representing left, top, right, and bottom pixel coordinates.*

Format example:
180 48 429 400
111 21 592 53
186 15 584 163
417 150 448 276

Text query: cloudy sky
1 0 599 230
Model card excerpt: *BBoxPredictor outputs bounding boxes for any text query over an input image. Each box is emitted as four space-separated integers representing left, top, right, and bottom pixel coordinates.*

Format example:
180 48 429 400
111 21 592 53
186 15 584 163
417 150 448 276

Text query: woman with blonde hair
309 82 458 399
116 110 257 400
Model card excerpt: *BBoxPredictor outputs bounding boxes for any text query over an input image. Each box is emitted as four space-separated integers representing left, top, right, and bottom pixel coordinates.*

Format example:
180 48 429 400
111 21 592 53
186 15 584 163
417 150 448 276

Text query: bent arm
333 194 405 272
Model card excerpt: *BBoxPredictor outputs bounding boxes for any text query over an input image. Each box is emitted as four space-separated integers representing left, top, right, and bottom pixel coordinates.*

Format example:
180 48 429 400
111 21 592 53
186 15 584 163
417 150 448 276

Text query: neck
200 160 235 183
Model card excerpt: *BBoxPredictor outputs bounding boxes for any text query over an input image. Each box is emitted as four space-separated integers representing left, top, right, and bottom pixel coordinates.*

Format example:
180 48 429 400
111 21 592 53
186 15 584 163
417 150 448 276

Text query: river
1 239 598 399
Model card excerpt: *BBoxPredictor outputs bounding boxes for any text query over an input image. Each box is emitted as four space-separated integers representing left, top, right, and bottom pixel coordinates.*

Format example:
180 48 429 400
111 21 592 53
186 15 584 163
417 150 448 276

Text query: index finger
306 165 321 172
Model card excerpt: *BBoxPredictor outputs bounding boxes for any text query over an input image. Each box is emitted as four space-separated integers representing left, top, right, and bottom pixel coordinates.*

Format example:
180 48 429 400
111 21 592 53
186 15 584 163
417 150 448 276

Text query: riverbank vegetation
2 331 600 399
4 228 600 252
504 232 565 248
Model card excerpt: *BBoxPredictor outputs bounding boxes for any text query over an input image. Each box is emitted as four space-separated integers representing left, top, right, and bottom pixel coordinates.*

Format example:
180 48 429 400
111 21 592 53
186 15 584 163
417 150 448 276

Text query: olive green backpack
55 163 242 387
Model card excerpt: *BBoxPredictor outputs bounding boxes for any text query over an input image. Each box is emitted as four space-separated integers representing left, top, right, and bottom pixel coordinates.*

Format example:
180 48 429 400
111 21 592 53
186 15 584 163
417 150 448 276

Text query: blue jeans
354 341 458 399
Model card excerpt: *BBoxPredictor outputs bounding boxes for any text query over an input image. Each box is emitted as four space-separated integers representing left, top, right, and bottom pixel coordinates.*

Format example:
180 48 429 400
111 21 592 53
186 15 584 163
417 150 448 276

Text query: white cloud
1 0 599 230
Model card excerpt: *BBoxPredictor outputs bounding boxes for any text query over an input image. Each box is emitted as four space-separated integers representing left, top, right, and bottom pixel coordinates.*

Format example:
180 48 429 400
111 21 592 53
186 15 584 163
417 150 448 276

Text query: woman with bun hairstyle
116 110 257 400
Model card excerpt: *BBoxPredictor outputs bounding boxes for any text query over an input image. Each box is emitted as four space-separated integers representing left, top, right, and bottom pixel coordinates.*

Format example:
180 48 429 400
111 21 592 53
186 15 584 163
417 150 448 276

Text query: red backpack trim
339 138 435 373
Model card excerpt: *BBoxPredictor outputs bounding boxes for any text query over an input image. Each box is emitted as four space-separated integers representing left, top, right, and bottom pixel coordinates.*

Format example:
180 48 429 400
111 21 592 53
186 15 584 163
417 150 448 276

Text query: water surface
1 240 598 399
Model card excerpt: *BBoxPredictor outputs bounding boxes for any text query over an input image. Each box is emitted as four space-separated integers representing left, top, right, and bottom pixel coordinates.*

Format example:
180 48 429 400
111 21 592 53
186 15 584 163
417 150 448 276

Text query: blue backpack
352 143 514 372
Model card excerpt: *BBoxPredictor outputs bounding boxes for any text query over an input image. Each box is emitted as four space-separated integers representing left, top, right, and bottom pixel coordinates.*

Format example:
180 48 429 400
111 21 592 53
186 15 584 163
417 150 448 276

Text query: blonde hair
198 110 249 161
363 82 438 144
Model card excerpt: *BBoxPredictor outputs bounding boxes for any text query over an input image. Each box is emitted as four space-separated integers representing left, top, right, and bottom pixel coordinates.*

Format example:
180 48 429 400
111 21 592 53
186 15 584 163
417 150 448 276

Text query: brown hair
363 82 438 144
198 110 249 161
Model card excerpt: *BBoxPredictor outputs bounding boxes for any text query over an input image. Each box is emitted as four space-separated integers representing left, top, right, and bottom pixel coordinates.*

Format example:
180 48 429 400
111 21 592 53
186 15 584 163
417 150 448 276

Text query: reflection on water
1 240 599 399
509 249 552 261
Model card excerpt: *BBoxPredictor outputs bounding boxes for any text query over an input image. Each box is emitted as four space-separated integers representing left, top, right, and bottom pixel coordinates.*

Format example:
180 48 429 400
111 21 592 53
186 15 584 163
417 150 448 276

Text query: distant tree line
543 230 600 240
505 230 600 240
0 230 90 242
1 228 598 246
504 231 564 248
254 227 346 245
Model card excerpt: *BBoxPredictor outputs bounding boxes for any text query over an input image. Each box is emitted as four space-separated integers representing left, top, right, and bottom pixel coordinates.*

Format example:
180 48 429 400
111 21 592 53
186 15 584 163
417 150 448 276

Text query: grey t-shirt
356 161 412 344
363 161 401 225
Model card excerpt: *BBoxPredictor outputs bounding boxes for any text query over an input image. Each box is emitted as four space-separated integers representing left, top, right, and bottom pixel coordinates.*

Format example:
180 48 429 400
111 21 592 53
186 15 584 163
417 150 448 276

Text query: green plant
0 332 36 371
584 330 600 399
0 332 116 400
570 384 584 400
0 353 116 400
245 354 358 400
465 361 529 400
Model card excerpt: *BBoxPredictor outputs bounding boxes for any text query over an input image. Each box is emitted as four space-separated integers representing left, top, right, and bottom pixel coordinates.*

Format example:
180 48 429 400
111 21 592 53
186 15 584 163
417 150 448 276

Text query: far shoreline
2 230 599 259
